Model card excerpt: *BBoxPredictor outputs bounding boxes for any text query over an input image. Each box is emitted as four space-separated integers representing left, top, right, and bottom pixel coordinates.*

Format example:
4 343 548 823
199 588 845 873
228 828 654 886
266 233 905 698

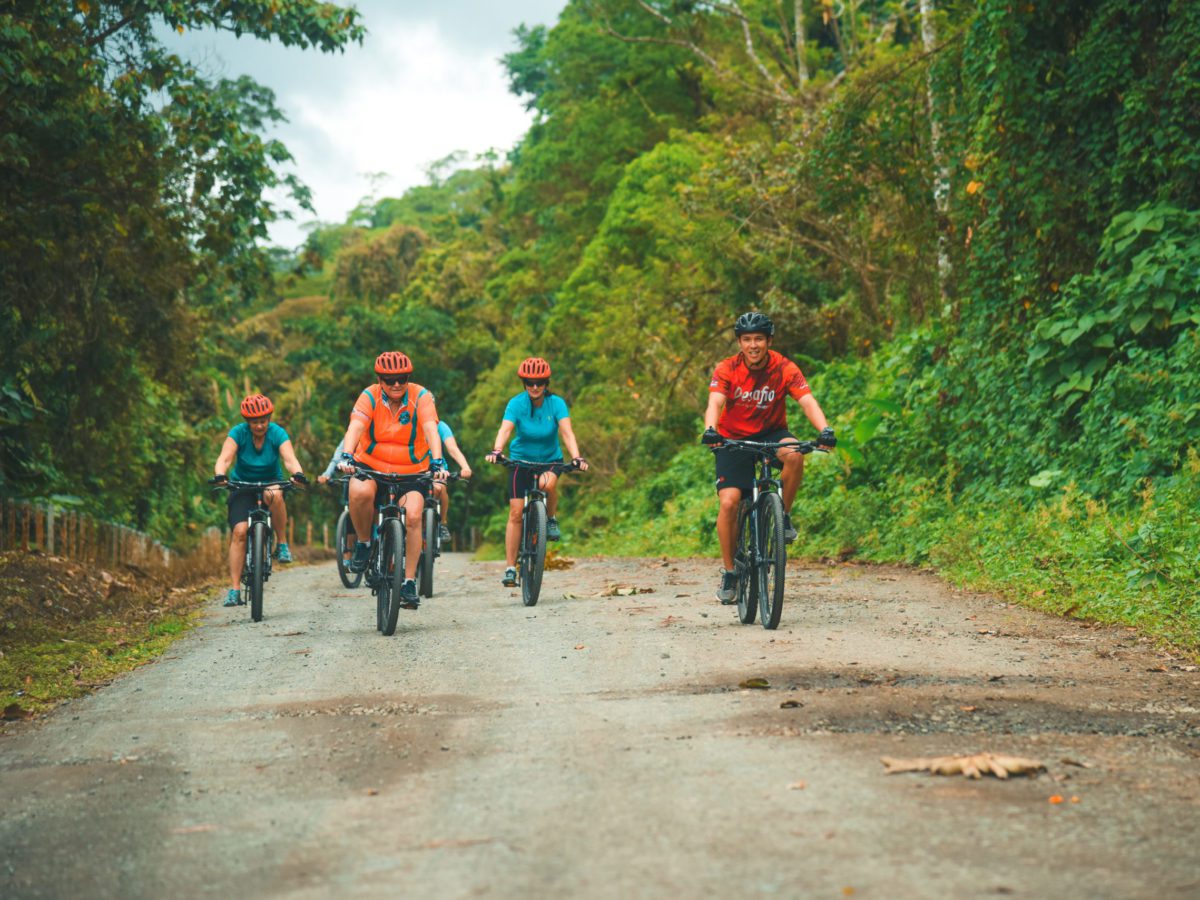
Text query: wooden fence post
46 506 55 555
305 521 312 546
322 521 328 549
34 507 44 552
287 518 294 547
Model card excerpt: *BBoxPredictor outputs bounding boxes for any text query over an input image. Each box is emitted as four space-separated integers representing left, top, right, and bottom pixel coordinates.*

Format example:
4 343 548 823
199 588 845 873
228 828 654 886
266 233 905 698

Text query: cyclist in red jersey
701 311 836 603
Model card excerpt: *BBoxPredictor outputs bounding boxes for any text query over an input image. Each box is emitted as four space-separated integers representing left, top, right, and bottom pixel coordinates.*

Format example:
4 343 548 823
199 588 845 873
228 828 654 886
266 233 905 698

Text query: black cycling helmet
734 311 774 337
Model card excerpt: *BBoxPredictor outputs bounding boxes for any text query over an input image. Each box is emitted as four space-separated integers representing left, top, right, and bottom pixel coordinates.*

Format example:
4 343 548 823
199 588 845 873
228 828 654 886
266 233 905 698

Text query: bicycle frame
353 470 431 589
713 439 820 628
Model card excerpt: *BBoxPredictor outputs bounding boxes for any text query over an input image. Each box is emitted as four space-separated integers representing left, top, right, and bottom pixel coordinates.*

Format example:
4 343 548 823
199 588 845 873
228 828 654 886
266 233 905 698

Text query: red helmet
375 351 413 375
517 357 551 379
240 394 274 418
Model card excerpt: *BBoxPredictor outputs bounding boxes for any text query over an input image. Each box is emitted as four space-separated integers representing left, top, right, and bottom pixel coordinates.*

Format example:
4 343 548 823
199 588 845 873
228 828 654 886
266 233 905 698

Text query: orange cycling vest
351 383 436 474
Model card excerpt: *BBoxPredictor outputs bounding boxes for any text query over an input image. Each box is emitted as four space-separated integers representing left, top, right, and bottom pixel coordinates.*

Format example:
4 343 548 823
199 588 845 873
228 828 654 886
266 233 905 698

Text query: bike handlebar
489 454 583 474
709 439 828 456
209 478 302 493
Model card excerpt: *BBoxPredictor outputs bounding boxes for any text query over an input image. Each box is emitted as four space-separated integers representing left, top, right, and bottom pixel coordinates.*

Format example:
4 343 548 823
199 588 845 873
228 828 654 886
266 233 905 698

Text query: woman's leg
229 521 249 589
505 499 524 567
402 490 424 581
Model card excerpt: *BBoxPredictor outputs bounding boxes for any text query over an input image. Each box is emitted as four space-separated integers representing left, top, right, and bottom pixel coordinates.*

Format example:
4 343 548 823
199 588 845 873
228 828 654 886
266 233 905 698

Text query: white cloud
266 20 535 249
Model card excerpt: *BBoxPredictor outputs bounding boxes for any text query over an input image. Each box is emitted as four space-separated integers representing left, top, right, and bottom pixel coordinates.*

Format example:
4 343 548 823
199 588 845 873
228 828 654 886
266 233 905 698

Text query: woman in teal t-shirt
212 394 306 607
485 357 588 587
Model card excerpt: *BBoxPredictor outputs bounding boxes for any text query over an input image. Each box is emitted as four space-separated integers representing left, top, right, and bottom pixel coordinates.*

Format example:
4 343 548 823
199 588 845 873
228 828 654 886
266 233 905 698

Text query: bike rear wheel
381 518 405 636
734 502 758 625
757 493 787 630
335 508 362 589
520 500 547 607
248 521 266 622
418 507 436 598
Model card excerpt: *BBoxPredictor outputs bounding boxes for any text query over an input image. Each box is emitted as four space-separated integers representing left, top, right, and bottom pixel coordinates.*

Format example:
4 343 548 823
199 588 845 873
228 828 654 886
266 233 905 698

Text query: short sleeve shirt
709 350 811 438
437 420 454 443
229 422 290 481
503 393 570 462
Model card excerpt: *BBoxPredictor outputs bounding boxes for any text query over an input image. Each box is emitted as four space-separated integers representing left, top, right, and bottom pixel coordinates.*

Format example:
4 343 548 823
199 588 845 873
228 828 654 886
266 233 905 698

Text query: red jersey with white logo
709 350 811 438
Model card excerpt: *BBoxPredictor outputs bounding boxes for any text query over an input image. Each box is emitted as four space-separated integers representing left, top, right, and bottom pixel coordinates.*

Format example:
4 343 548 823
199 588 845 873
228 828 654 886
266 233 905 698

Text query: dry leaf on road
740 678 770 689
880 752 1045 779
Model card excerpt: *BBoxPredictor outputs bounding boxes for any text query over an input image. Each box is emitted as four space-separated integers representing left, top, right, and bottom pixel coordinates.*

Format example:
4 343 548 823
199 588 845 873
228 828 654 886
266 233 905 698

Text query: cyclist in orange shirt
336 351 447 609
701 312 836 603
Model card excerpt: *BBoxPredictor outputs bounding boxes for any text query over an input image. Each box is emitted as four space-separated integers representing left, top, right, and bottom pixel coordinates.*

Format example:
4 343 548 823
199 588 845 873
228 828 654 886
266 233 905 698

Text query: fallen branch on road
881 752 1046 779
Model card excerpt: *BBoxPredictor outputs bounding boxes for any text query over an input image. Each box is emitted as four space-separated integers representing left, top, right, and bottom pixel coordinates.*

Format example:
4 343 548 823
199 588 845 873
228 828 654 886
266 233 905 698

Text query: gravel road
2 554 1198 898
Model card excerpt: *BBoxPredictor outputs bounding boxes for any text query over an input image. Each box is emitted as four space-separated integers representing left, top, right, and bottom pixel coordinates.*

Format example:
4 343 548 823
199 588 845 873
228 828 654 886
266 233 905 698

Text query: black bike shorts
713 427 795 494
506 460 564 501
227 490 266 529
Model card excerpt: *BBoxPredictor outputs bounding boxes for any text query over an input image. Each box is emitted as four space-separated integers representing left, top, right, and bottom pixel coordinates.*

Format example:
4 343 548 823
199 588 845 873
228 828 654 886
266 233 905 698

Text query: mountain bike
349 465 433 636
331 477 362 589
418 471 465 599
494 456 582 607
711 439 822 630
211 479 301 622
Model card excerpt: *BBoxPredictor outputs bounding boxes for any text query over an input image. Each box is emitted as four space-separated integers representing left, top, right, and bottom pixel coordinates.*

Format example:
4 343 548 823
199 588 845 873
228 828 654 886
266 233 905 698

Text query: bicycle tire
758 493 787 630
735 502 758 625
248 521 266 622
381 518 405 636
335 508 362 589
418 506 436 598
520 500 547 607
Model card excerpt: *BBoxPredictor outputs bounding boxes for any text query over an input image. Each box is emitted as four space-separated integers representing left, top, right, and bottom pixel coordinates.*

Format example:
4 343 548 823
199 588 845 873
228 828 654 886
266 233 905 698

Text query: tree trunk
795 0 809 86
920 0 952 306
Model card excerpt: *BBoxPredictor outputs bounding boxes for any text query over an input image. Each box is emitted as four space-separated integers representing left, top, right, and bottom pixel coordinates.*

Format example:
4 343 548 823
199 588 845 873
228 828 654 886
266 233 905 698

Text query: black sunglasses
523 379 549 388
380 375 409 386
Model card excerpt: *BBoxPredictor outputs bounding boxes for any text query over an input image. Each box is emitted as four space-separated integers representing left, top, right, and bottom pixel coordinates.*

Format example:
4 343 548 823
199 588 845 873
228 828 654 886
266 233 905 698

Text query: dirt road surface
2 554 1198 898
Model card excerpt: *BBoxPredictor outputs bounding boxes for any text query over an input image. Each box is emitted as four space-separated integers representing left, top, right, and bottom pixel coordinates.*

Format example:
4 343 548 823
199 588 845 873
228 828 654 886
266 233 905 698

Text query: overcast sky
162 1 567 250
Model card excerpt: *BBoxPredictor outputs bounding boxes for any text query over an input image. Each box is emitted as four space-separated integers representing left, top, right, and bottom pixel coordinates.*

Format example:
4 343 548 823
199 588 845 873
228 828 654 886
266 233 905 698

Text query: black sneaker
399 579 419 609
502 566 517 587
716 568 738 604
546 517 561 541
783 514 798 544
349 541 371 573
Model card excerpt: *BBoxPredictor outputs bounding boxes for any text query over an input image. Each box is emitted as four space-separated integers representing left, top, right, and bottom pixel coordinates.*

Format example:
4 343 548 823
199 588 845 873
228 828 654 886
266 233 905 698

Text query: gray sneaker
716 568 738 604
546 517 561 541
783 513 798 544
398 578 419 609
439 523 452 544
502 567 518 587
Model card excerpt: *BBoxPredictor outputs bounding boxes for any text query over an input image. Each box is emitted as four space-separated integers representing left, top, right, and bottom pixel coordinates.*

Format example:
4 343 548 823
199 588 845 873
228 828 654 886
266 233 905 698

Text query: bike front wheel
248 521 267 622
381 518 405 636
757 493 787 630
418 507 436 598
520 500 547 607
735 502 758 625
336 508 362 589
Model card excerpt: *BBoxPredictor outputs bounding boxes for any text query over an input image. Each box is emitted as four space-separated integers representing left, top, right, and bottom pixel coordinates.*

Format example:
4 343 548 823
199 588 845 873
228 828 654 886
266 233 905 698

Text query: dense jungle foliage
3 1 1197 644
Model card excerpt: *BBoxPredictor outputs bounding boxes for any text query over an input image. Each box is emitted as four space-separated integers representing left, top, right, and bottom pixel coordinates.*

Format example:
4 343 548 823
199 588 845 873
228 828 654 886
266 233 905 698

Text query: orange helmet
517 357 551 379
375 351 413 375
240 394 274 418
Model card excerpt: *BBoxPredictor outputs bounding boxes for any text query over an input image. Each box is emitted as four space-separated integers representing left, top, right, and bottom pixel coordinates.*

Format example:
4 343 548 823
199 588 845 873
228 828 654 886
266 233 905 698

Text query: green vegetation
2 2 1197 649
1 613 197 714
0 549 209 714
